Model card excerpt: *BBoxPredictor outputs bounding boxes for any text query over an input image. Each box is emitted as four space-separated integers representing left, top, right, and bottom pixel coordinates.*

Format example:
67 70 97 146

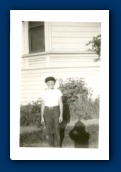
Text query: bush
70 97 99 120
59 77 92 105
20 78 100 126
20 99 41 126
59 78 99 120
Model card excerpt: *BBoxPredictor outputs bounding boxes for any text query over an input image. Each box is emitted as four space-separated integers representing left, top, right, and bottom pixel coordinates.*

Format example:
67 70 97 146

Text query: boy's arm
41 99 45 124
58 96 63 123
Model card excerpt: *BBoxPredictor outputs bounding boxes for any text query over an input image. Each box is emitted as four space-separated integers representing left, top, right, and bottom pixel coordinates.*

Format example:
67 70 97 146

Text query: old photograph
10 10 109 160
20 21 100 148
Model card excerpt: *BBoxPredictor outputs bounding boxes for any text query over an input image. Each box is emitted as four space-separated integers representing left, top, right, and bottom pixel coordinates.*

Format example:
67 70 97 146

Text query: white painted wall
50 22 101 51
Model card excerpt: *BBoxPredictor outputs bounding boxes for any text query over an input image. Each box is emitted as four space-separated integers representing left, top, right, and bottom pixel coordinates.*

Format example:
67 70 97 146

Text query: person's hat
45 76 56 83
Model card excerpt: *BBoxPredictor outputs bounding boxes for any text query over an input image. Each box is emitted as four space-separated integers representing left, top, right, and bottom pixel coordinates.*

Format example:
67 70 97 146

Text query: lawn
20 118 99 148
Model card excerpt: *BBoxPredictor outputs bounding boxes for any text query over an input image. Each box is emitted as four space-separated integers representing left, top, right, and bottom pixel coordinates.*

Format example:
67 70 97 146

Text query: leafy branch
86 34 101 62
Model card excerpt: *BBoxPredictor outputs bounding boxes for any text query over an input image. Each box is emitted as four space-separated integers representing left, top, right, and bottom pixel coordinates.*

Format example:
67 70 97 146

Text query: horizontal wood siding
28 56 46 68
50 54 98 67
21 66 100 105
22 53 99 69
51 22 101 51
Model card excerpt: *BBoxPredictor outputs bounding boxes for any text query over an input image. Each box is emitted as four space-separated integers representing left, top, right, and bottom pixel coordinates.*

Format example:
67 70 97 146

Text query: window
29 22 45 53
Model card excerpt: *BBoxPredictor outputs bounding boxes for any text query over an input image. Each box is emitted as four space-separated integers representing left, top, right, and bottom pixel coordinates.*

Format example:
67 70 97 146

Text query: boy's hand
59 116 63 123
41 117 44 125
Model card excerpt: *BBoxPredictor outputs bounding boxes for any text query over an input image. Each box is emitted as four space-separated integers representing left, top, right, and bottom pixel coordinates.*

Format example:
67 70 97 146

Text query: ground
20 118 99 148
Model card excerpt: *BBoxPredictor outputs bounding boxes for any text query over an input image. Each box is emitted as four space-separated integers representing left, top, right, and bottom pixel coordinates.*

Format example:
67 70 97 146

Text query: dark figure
69 120 90 148
59 96 70 147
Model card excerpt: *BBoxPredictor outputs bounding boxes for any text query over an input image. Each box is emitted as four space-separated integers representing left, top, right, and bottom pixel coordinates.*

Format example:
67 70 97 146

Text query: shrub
20 99 42 126
20 78 100 126
59 77 92 104
70 97 99 120
59 77 99 120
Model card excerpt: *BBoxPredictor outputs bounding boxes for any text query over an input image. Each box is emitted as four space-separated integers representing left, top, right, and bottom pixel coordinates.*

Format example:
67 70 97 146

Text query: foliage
20 78 99 126
59 77 92 105
71 97 100 120
59 78 99 121
20 99 41 126
86 34 101 61
70 99 99 120
86 123 99 148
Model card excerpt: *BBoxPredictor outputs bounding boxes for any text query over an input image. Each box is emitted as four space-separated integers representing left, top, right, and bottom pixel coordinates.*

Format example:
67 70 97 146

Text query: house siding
21 60 100 105
21 22 101 105
51 22 101 51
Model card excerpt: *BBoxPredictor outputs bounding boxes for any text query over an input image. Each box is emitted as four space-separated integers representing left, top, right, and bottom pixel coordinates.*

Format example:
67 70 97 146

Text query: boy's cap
45 76 56 83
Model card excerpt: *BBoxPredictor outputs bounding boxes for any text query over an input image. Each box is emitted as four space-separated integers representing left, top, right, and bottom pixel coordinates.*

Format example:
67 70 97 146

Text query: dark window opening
29 22 45 53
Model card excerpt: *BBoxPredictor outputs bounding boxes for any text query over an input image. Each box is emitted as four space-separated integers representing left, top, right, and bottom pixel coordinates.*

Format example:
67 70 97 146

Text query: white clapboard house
21 22 101 105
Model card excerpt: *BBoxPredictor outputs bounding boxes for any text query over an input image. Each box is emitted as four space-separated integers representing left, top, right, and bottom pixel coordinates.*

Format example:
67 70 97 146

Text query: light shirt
41 89 62 107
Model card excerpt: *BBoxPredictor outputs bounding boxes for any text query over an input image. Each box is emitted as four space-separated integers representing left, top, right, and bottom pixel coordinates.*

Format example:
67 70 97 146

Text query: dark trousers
44 106 60 147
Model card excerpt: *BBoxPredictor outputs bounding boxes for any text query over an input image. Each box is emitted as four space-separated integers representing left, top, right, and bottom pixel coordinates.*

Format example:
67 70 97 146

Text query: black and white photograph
20 21 100 148
10 10 109 160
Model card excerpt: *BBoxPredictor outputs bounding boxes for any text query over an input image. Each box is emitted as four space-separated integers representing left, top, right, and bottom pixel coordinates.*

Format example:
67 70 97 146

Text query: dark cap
45 76 56 83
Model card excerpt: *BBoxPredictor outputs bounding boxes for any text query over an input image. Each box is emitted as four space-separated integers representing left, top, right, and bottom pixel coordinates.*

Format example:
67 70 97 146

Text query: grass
20 129 47 147
20 119 99 148
61 119 99 148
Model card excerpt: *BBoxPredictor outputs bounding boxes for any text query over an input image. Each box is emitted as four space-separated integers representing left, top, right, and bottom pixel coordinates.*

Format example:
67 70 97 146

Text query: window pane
29 22 45 53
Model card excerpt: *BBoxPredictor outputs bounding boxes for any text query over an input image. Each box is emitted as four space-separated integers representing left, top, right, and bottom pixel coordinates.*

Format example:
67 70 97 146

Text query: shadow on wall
69 120 90 148
60 96 70 147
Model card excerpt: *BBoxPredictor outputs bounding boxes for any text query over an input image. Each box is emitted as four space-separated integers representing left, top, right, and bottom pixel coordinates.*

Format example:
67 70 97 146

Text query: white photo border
10 10 109 160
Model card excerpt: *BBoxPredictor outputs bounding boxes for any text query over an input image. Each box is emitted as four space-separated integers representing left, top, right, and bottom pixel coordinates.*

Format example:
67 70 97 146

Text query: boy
41 76 63 147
